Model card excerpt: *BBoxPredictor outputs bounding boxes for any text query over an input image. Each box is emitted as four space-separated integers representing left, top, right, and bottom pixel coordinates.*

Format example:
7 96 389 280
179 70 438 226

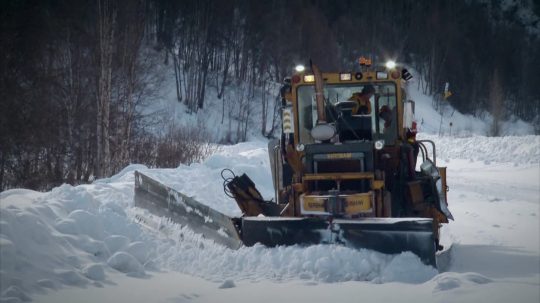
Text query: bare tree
95 0 117 178
489 69 504 136
112 0 147 171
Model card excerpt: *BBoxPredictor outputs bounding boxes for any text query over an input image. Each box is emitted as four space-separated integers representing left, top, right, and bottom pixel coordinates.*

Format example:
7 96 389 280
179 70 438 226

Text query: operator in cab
348 84 375 115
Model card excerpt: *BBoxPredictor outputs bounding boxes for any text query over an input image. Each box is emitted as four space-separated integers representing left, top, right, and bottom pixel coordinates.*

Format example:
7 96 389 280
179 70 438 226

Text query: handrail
417 139 437 166
273 144 281 204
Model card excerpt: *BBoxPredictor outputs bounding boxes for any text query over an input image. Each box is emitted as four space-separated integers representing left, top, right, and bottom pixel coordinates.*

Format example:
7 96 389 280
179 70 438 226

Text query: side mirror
402 69 413 81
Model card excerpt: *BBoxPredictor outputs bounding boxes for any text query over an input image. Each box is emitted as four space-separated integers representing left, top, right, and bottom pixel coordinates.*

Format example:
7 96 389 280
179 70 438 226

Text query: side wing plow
134 171 242 249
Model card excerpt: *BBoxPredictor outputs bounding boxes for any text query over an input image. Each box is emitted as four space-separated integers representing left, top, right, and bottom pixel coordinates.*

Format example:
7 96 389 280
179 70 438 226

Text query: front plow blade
241 217 436 267
134 171 242 249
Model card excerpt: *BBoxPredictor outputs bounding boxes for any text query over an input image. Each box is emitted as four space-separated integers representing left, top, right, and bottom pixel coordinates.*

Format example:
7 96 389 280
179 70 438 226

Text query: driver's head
361 84 375 96
348 90 372 115
348 92 361 100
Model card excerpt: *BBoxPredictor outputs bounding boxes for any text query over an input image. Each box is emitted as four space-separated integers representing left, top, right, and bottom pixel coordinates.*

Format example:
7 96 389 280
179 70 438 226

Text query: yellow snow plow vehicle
134 59 453 267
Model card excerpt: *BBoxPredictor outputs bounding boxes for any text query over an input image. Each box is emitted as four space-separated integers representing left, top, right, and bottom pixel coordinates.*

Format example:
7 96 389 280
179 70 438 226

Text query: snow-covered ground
1 135 538 303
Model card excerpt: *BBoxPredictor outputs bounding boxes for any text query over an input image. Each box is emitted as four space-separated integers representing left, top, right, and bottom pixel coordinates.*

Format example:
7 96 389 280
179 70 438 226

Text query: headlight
296 144 305 152
311 123 336 141
375 140 385 150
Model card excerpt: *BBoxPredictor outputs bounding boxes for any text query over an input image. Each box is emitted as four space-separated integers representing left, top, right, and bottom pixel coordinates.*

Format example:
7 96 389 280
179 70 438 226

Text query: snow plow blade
134 171 242 249
241 217 437 266
134 172 436 266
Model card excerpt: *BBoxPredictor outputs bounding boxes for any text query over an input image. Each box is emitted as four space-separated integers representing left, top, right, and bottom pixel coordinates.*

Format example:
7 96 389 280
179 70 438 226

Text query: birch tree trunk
96 0 116 178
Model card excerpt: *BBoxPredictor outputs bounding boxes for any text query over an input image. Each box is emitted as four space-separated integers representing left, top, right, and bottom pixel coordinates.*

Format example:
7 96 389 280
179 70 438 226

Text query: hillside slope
148 66 535 143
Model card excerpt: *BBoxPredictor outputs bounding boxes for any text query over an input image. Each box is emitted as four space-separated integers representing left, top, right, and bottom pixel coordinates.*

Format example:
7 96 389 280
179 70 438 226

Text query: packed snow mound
0 179 153 301
142 140 274 217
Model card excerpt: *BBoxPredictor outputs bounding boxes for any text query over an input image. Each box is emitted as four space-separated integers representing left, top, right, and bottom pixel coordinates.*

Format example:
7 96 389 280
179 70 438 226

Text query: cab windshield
297 83 397 144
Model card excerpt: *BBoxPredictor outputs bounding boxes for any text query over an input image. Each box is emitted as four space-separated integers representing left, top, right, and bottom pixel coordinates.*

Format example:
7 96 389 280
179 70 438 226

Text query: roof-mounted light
295 65 305 72
385 60 396 69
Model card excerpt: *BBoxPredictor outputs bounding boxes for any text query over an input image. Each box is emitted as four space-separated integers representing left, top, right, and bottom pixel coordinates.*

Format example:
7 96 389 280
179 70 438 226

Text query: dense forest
1 0 539 190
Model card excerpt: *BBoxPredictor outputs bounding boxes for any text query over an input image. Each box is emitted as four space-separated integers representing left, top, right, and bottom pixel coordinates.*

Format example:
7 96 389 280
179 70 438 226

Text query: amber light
358 57 372 66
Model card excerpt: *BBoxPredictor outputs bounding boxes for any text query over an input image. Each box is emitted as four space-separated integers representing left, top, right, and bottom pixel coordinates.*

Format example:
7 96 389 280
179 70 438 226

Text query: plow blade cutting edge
134 171 437 267
241 217 436 266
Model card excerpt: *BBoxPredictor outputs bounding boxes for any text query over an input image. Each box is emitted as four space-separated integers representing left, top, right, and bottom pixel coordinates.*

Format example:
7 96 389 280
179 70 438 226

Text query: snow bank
0 174 151 301
143 141 274 217
419 134 540 164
